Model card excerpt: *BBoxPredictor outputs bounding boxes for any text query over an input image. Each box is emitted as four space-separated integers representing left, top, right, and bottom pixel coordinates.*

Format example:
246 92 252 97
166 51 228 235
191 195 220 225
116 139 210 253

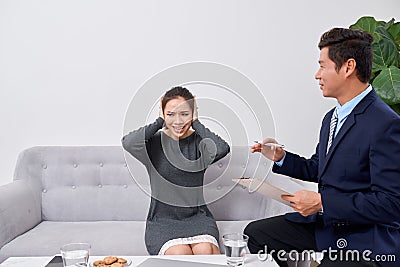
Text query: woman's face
163 96 193 139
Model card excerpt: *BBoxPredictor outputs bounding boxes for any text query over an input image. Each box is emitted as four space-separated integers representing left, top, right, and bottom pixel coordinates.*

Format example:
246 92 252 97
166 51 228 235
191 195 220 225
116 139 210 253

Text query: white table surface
1 254 279 267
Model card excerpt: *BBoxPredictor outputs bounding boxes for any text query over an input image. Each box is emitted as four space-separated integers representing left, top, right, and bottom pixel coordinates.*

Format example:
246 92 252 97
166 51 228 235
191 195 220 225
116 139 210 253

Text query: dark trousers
244 215 380 267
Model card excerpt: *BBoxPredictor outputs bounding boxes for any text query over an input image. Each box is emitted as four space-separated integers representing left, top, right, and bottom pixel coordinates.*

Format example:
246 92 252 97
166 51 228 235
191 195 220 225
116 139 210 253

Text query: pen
254 141 285 148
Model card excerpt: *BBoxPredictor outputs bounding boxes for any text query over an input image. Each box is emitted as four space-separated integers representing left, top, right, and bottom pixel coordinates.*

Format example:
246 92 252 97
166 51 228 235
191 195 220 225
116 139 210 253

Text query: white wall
0 0 398 186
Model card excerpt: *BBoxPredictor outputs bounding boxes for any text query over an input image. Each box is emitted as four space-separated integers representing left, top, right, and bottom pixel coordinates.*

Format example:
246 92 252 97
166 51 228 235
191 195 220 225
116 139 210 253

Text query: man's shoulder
368 95 400 120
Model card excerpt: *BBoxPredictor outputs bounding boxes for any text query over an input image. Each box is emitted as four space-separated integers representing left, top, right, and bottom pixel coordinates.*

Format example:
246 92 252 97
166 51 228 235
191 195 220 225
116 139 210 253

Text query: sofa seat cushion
216 220 252 239
0 221 148 262
0 220 253 262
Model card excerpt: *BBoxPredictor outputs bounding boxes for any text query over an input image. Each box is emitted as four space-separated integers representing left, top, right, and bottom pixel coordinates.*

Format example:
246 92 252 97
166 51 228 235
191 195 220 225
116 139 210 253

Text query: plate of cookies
91 256 131 267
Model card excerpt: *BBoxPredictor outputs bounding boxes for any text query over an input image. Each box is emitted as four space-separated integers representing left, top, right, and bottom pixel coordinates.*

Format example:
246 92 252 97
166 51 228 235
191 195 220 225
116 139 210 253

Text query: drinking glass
60 243 90 267
222 233 249 266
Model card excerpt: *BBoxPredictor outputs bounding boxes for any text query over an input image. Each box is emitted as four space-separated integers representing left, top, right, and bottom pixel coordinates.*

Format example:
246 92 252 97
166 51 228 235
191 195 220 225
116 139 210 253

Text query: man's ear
344 58 356 77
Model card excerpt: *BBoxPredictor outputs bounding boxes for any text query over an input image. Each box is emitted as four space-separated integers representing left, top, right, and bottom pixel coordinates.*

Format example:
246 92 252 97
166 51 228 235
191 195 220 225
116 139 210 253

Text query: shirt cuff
274 152 286 167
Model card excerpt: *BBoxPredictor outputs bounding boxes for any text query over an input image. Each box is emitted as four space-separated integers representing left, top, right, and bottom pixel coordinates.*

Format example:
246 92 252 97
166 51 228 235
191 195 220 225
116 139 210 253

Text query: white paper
232 178 293 206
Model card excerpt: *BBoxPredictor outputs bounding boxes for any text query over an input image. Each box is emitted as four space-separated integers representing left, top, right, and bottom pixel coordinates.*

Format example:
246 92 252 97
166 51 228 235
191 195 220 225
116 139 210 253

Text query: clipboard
233 178 293 206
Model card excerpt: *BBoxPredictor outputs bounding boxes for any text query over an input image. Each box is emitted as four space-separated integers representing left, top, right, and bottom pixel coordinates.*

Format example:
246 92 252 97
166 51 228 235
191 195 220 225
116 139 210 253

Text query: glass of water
60 243 90 267
222 233 249 266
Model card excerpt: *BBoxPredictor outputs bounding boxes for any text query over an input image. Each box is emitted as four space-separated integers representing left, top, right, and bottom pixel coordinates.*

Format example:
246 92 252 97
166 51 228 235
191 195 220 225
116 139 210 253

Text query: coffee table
0 254 279 267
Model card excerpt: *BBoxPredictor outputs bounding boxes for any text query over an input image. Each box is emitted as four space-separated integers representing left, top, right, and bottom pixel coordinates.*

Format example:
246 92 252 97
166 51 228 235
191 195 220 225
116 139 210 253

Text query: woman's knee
191 242 217 255
164 244 193 255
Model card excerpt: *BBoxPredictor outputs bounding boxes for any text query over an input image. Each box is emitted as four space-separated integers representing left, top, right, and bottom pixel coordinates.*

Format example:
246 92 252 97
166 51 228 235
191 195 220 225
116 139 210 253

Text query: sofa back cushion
14 146 288 221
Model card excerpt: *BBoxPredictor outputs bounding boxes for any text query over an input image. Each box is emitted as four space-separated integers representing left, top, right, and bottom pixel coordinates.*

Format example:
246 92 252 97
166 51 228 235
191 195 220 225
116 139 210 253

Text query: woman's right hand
251 138 285 162
159 98 164 119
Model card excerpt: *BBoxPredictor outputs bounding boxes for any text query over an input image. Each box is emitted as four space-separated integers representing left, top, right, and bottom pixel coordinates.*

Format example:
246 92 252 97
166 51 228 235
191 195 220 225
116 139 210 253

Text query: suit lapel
319 90 377 177
319 110 332 158
320 114 356 176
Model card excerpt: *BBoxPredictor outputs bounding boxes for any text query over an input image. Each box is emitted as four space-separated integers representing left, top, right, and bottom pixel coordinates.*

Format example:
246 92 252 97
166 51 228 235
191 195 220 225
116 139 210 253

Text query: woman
122 86 230 255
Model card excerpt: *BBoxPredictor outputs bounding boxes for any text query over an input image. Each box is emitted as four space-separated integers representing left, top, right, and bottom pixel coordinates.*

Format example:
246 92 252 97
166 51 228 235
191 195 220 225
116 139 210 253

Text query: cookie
93 260 105 266
104 256 118 265
110 263 124 267
117 258 127 264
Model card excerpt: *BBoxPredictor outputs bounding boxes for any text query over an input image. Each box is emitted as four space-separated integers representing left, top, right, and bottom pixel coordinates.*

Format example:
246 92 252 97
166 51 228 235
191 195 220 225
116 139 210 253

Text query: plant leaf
372 66 400 105
388 22 400 50
381 18 395 30
375 26 394 41
350 16 381 40
390 103 400 115
372 37 398 71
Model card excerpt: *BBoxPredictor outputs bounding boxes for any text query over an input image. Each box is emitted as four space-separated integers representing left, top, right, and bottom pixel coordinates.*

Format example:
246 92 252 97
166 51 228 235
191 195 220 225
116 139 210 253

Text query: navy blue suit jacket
273 90 400 265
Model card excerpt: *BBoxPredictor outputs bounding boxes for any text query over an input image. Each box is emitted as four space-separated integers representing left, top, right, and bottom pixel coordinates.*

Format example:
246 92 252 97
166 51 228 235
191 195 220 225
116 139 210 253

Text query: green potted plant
350 16 400 114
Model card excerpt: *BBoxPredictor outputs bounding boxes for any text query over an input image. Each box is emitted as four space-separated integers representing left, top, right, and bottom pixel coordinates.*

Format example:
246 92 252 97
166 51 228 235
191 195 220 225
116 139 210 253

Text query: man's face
163 97 193 140
315 47 346 99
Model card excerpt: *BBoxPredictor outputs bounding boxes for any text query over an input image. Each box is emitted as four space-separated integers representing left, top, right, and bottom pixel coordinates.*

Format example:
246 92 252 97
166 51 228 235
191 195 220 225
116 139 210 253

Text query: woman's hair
318 28 374 83
161 86 194 114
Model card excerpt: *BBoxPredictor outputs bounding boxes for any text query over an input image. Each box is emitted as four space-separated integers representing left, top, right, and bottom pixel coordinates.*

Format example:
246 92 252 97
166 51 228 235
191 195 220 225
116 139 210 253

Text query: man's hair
318 28 374 83
161 86 194 114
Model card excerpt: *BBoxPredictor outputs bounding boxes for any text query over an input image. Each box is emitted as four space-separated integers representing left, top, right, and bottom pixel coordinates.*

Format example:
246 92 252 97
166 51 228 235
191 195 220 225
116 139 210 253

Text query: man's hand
281 190 322 217
251 137 285 162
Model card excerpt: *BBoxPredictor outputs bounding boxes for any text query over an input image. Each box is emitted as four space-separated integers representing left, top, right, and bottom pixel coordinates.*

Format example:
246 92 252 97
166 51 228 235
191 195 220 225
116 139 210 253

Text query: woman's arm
192 119 230 163
121 117 164 164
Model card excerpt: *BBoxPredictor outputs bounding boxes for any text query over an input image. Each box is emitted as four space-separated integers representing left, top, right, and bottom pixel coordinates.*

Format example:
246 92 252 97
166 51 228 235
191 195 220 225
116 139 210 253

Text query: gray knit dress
122 117 230 255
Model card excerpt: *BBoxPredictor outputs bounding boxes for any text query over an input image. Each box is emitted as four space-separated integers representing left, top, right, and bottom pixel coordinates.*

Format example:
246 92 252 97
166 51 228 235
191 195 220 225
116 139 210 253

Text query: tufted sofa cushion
13 146 289 222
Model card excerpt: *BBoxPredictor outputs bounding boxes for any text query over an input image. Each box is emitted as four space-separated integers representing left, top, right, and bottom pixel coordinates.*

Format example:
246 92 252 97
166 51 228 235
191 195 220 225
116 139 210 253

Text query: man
244 28 400 267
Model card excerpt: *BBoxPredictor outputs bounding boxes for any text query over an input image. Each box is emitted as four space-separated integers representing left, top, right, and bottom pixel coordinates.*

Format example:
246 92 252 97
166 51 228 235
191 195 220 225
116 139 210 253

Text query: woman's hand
159 98 164 119
192 97 198 122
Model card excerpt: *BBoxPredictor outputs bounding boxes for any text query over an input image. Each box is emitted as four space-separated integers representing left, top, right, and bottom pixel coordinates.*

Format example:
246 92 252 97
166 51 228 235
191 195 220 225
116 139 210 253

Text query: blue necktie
326 108 338 155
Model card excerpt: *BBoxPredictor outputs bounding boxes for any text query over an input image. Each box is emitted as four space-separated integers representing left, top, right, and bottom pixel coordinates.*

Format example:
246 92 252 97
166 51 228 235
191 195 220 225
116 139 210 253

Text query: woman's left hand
192 97 198 122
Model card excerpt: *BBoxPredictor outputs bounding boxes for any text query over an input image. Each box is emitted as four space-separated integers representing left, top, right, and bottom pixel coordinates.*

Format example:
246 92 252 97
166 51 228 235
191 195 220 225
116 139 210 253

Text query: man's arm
252 140 321 216
274 146 321 216
272 144 320 183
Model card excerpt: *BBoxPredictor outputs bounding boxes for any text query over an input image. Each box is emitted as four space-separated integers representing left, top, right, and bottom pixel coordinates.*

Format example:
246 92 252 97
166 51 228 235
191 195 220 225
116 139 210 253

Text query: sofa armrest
0 180 41 249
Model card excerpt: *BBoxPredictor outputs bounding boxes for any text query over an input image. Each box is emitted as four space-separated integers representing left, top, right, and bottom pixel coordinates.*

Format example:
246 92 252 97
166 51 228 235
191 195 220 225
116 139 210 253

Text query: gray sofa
0 146 294 263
